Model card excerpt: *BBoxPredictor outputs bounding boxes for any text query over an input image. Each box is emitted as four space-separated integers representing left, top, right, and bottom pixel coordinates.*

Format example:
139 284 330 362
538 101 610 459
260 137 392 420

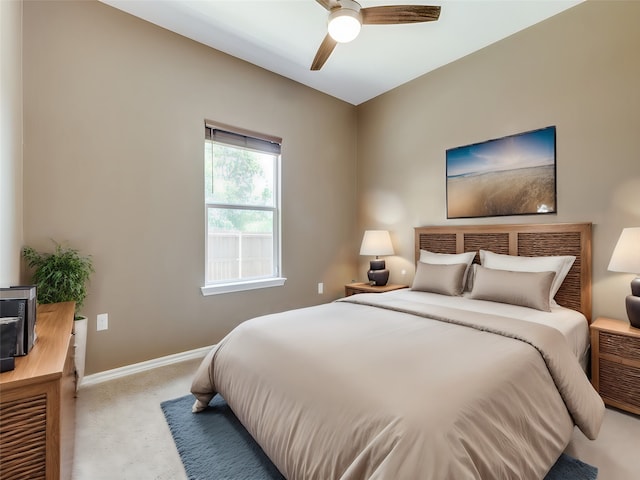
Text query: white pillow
419 250 476 290
479 249 575 301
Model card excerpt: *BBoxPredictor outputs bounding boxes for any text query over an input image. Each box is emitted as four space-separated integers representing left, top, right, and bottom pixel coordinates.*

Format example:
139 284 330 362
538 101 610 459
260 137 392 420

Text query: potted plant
22 241 94 381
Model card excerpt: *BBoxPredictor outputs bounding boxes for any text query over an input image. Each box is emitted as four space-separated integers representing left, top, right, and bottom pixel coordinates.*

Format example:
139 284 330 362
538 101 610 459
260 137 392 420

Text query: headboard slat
419 234 456 254
464 233 509 262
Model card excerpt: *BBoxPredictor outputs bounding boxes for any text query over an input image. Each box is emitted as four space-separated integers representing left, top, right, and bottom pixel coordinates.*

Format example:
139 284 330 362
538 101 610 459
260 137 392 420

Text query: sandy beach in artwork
447 165 555 218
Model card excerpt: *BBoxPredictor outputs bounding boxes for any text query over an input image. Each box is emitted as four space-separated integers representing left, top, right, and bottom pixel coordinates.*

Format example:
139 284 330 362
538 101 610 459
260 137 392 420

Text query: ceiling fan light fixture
328 9 362 43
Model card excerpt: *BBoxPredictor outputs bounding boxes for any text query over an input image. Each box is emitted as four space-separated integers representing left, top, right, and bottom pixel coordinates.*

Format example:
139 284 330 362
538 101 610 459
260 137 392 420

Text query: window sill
200 277 287 296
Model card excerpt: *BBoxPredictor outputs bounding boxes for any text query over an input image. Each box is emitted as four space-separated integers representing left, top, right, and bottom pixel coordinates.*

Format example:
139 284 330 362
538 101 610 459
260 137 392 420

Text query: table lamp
360 230 394 286
608 227 640 328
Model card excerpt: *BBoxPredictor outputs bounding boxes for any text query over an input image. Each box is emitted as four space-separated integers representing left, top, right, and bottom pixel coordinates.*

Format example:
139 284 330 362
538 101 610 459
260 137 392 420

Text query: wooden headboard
414 223 592 321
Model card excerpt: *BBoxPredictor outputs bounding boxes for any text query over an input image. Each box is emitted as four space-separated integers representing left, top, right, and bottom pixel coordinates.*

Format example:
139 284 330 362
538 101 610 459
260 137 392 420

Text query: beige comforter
191 292 604 480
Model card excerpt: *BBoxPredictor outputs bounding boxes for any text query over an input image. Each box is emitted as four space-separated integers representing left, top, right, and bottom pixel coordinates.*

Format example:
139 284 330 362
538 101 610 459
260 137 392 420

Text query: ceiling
100 0 583 105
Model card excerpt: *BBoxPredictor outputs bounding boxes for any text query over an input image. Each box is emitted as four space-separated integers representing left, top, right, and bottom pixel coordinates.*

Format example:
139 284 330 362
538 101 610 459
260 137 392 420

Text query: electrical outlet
318 282 324 294
97 313 108 331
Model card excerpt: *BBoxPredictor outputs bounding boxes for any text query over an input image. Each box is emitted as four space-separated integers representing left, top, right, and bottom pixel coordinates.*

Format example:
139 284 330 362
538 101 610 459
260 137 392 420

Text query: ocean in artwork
447 164 556 218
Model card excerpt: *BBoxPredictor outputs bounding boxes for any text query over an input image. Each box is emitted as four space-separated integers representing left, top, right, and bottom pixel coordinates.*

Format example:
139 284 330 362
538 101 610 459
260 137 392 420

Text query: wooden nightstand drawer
599 331 640 361
591 317 640 415
599 358 640 411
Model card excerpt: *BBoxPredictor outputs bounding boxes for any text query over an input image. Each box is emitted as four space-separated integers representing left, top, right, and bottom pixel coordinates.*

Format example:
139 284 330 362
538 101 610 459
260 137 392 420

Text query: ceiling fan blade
315 0 340 11
311 34 338 71
361 5 441 25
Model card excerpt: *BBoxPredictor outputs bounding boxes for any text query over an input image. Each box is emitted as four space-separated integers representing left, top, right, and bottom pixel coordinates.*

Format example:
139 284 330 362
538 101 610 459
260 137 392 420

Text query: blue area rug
161 394 597 480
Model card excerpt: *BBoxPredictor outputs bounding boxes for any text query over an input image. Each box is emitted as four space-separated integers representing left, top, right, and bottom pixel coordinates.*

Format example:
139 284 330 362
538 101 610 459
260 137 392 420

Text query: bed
191 222 604 480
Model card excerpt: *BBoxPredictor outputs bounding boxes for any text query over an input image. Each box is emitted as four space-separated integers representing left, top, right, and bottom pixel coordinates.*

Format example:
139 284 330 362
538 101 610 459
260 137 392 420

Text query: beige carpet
73 359 198 480
74 358 640 480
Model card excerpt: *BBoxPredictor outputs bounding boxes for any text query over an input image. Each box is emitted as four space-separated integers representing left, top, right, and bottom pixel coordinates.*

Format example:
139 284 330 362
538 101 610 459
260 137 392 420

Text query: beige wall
357 0 640 322
0 0 23 287
22 0 358 374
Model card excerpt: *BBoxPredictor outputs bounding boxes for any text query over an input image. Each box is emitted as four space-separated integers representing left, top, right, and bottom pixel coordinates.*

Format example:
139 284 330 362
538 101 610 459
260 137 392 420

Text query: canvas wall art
446 126 556 219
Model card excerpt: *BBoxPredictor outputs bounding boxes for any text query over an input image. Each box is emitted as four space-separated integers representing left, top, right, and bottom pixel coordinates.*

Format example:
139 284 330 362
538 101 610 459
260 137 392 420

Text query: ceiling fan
311 0 441 71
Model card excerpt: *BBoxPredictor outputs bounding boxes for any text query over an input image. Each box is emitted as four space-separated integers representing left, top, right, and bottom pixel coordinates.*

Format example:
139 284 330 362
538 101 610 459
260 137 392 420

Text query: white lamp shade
328 9 362 43
608 227 640 274
360 230 394 257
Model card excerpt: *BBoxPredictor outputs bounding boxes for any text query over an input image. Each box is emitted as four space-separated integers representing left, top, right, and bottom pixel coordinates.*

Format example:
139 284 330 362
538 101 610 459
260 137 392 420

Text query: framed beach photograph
446 126 557 219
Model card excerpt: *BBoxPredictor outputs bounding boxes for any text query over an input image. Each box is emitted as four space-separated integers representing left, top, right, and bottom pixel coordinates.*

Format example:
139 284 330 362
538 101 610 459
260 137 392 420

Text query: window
201 123 285 295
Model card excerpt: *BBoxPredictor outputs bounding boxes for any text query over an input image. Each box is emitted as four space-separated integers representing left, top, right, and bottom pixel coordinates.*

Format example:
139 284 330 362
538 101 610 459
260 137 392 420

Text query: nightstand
344 282 408 297
590 317 640 415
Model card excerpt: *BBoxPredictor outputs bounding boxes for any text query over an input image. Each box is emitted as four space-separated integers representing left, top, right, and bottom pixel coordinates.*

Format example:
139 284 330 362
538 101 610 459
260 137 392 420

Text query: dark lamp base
370 259 385 271
626 295 640 329
368 269 389 286
367 259 389 286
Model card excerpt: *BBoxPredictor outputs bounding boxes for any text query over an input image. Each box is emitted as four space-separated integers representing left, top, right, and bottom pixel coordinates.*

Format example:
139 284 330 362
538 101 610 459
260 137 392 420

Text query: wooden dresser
0 302 76 480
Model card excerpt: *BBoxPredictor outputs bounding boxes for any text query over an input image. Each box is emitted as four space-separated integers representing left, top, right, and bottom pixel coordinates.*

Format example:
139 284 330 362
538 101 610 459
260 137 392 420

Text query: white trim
78 345 213 389
200 277 286 296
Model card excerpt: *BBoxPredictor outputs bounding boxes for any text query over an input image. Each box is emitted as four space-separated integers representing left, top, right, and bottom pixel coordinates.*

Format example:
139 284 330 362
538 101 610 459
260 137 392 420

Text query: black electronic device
0 286 37 356
0 316 19 372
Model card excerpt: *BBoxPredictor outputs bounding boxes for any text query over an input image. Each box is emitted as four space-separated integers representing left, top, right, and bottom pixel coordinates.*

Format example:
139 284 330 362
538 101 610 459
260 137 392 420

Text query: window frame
201 122 285 296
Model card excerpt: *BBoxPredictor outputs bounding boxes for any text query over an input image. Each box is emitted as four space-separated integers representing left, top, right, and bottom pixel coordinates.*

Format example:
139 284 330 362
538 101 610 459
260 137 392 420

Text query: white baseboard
78 345 213 389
